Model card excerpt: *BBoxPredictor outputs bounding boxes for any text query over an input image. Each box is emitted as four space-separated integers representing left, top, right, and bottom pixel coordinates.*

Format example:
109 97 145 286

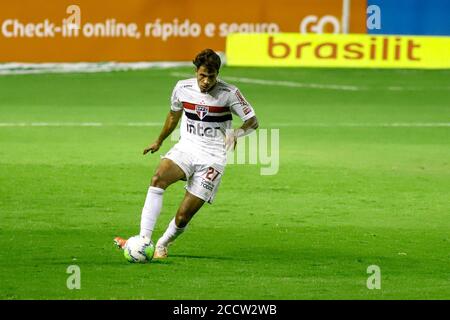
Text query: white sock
139 186 165 239
157 218 186 247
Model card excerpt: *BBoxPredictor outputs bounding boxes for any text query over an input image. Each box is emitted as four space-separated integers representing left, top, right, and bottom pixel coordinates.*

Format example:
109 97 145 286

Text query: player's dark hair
193 49 221 72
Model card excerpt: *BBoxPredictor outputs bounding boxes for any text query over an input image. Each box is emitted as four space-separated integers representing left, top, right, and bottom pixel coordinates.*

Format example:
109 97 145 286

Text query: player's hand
143 141 162 155
225 131 237 151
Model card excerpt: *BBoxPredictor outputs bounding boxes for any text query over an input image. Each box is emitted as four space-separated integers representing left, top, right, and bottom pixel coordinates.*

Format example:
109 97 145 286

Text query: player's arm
225 116 259 151
143 110 182 155
226 87 259 151
238 115 259 134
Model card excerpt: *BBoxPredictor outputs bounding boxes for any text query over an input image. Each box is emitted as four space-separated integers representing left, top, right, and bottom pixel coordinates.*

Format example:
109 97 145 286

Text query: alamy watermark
367 5 381 30
366 265 381 290
66 265 81 290
171 128 280 176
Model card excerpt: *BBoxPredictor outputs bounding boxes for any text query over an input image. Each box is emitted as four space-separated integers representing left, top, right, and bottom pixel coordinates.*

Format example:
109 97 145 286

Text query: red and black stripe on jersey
184 112 232 122
182 102 232 122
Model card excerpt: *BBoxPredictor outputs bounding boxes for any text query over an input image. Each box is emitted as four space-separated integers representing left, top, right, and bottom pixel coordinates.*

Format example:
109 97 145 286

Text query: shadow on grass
169 254 236 261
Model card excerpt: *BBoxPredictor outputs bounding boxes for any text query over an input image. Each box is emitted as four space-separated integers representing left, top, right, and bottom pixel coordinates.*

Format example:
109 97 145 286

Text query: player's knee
151 173 167 189
175 212 190 228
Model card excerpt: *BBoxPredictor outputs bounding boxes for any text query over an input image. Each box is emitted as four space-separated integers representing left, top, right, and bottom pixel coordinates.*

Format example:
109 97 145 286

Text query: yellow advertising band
226 33 450 69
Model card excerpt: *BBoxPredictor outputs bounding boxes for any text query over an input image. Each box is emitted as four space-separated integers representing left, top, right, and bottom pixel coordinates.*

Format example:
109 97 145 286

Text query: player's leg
154 191 205 258
114 158 187 248
139 158 186 240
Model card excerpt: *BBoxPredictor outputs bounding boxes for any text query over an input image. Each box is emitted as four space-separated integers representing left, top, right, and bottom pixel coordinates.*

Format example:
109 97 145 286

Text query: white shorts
162 144 225 204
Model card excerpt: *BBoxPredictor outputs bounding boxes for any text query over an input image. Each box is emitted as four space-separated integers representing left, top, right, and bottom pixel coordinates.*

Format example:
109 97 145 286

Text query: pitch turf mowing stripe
1 122 449 127
170 72 450 92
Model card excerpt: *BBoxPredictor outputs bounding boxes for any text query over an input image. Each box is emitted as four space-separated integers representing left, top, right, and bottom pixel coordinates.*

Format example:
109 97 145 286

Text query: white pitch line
0 122 449 127
270 122 450 127
121 122 163 126
0 122 163 127
30 122 103 127
221 75 361 91
170 72 362 91
0 62 193 75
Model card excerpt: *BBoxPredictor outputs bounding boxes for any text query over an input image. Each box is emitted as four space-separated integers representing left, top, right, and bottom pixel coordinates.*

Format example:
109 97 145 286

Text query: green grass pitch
0 67 449 299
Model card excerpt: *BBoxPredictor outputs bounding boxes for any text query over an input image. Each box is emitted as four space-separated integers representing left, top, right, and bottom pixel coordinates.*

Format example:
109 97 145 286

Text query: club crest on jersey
195 105 209 120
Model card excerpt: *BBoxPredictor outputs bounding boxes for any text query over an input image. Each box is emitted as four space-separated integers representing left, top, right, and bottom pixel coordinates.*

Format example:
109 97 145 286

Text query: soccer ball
123 236 155 263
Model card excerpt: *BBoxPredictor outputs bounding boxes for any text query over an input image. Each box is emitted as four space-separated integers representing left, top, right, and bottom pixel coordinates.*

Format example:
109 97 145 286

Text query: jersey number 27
205 167 220 181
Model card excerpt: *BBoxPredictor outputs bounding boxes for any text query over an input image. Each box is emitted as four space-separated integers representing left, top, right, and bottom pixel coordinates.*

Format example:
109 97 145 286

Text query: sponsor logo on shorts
200 179 214 191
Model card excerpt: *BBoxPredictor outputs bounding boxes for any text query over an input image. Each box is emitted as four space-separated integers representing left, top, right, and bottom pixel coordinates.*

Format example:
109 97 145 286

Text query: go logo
299 15 341 34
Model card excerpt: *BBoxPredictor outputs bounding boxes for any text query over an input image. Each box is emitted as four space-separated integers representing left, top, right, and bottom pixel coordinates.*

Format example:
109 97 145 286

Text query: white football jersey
170 78 256 166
